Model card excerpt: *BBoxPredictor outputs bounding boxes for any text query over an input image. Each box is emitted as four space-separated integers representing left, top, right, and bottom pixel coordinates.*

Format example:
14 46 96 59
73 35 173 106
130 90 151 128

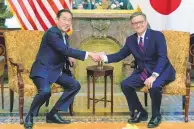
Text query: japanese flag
130 0 194 34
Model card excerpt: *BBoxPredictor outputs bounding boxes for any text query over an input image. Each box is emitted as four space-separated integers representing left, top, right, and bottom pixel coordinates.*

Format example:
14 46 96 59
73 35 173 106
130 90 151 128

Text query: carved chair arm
8 58 24 89
186 61 191 88
0 56 5 64
189 44 194 64
9 58 24 72
0 56 5 76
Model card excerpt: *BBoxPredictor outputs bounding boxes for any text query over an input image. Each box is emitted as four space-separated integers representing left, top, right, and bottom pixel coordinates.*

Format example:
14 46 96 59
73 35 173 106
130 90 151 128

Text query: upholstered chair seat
9 73 65 96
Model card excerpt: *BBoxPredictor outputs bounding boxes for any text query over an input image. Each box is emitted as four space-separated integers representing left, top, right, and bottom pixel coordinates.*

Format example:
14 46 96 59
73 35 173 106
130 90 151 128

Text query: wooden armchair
189 34 194 68
0 56 5 109
130 30 190 122
4 30 74 124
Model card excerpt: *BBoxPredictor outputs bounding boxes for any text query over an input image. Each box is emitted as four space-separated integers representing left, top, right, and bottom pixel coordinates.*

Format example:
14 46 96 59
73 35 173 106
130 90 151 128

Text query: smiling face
55 12 72 33
130 15 148 36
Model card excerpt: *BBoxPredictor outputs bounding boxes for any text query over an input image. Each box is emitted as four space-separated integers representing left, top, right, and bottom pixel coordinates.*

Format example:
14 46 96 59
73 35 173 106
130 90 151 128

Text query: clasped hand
88 52 105 62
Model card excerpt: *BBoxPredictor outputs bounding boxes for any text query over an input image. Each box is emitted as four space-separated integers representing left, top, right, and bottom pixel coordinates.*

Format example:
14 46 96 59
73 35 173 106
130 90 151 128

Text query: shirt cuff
85 52 88 60
103 55 108 63
152 72 159 77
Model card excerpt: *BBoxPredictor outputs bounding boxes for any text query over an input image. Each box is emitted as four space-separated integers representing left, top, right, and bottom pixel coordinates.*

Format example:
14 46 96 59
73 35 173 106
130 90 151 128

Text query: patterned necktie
139 37 144 53
139 37 148 81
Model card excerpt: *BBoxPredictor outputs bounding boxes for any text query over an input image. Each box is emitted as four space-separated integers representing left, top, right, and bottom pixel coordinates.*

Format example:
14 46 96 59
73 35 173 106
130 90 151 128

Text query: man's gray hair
129 12 147 21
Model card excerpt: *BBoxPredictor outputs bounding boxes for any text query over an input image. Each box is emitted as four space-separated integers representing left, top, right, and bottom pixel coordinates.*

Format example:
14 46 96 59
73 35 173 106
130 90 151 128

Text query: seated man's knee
149 87 162 93
39 88 51 97
121 80 133 92
72 81 81 91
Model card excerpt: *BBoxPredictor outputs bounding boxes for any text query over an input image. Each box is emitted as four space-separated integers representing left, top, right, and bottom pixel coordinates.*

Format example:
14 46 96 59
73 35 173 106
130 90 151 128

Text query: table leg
110 75 113 115
93 75 96 115
87 74 90 109
0 75 4 109
104 76 107 108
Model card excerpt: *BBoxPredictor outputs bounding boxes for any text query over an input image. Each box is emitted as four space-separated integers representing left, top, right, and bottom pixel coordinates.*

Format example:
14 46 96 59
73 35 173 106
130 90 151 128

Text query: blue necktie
139 37 147 81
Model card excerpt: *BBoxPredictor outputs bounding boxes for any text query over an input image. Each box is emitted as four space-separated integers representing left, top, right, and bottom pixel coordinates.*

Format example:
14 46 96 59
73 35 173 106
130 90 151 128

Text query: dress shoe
147 116 162 128
129 111 135 118
130 113 134 118
46 113 71 124
128 111 148 123
24 115 33 129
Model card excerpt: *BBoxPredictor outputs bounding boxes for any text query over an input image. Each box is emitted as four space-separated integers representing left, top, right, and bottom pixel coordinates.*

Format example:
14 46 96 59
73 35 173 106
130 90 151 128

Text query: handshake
88 52 105 62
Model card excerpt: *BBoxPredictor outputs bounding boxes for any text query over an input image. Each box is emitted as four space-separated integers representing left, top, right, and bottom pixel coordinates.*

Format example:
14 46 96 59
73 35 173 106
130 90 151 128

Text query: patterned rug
1 85 194 124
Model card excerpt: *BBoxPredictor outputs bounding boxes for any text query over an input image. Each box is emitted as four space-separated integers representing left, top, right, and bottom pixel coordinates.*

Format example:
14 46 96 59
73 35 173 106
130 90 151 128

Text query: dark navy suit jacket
107 29 175 82
30 26 86 83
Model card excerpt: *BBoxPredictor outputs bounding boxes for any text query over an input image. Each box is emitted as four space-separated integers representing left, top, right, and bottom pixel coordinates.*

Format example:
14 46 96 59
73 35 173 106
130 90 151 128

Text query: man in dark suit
99 12 175 128
24 9 99 129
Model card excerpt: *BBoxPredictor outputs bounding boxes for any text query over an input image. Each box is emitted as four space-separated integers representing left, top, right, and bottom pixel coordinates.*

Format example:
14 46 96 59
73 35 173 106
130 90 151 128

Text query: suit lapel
55 26 69 46
143 29 151 53
65 34 69 46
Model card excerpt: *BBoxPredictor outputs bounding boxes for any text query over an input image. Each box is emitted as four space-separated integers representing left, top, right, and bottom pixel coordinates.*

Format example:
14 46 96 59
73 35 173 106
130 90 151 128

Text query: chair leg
144 93 148 107
0 75 4 109
185 95 190 122
19 90 24 124
69 100 74 116
10 89 14 112
45 98 50 107
182 96 185 110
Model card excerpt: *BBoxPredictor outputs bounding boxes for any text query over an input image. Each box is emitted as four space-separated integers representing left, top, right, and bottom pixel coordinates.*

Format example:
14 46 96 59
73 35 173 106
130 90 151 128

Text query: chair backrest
4 30 44 87
162 30 190 75
4 30 44 72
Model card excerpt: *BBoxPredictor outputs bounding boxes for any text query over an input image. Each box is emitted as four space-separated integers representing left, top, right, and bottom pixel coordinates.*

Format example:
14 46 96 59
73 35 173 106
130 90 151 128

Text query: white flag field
130 0 194 34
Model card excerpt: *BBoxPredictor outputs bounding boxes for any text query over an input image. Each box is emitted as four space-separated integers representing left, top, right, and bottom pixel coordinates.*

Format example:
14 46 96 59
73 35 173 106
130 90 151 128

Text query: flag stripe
8 0 27 29
66 0 72 9
29 0 48 31
22 0 43 30
48 0 59 14
19 0 37 30
33 0 52 28
14 0 34 30
54 0 64 10
60 0 69 9
37 0 55 26
7 0 72 32
42 0 57 22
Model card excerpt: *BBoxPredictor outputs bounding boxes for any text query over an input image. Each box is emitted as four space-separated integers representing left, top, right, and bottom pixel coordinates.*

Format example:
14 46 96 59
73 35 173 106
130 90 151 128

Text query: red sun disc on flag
150 0 182 15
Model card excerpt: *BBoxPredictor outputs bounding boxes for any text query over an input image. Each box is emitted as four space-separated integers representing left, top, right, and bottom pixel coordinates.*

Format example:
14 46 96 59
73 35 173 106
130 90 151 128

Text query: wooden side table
86 65 114 115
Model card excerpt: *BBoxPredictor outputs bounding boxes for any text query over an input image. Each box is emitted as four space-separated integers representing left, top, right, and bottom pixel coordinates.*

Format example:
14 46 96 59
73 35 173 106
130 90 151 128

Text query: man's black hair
56 9 73 18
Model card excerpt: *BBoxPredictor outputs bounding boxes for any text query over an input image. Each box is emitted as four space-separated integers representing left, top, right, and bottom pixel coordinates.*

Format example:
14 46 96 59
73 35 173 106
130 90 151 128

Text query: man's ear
55 17 59 24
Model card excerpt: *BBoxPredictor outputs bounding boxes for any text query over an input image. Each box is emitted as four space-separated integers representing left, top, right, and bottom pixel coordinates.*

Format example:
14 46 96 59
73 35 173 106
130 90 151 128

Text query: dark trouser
28 73 81 117
121 73 167 118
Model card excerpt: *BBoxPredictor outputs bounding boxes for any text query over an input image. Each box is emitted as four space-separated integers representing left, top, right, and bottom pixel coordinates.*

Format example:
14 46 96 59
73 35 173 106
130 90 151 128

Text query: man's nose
137 23 141 28
64 20 70 25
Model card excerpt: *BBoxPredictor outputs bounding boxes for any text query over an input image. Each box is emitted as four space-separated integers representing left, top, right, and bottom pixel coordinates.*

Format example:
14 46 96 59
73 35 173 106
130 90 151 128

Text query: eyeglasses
131 20 145 26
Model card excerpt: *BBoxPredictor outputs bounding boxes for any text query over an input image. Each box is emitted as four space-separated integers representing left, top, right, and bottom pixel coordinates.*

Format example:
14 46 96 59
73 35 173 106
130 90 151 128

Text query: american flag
6 0 72 32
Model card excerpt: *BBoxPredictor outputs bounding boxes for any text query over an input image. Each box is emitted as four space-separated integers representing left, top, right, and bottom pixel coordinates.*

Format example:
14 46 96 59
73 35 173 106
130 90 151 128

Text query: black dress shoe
46 113 71 124
147 116 162 128
129 111 135 118
24 115 33 129
128 111 148 123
